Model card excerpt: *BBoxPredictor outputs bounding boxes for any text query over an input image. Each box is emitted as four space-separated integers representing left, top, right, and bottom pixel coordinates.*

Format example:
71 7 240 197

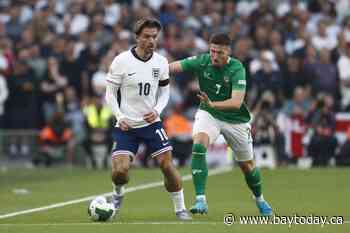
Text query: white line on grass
1 221 349 227
0 166 232 220
0 221 221 226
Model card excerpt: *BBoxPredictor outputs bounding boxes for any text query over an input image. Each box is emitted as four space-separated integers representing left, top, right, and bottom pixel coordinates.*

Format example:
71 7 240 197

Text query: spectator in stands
233 37 253 91
65 1 90 36
27 44 46 80
0 0 350 167
30 4 52 44
5 3 25 41
311 19 338 51
282 86 311 117
33 111 74 167
59 39 87 99
337 42 350 111
282 55 310 99
309 48 339 100
40 56 68 122
89 12 113 49
306 95 338 166
281 87 311 161
164 104 192 167
7 58 39 129
252 98 277 146
253 23 270 50
251 50 283 105
252 91 286 164
63 86 85 143
304 45 318 67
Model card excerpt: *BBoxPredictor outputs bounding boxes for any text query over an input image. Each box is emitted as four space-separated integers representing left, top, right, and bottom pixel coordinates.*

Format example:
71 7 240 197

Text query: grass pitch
0 166 349 233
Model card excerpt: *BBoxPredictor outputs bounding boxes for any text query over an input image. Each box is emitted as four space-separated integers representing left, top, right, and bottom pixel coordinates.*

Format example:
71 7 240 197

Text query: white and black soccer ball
88 196 116 222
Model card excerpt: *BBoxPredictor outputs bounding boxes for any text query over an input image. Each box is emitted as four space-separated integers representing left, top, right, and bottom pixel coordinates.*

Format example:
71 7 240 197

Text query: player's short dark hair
134 18 162 35
209 33 231 46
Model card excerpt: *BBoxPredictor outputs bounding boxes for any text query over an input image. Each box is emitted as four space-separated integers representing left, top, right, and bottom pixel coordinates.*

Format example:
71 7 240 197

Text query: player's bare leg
156 151 192 220
238 160 273 216
156 151 181 191
190 132 210 214
111 155 131 211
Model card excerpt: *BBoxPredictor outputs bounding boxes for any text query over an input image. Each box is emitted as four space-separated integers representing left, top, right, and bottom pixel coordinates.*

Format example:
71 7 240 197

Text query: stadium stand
0 0 350 168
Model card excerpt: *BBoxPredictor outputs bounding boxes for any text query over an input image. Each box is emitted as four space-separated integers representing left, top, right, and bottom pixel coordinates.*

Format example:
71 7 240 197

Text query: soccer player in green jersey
169 33 273 216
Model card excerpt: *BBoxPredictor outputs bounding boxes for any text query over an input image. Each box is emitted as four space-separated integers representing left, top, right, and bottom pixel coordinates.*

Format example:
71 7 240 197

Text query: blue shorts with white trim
111 121 172 160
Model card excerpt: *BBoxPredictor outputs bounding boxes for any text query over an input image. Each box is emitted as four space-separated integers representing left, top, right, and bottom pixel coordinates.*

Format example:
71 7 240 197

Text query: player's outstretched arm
169 61 183 74
197 90 245 110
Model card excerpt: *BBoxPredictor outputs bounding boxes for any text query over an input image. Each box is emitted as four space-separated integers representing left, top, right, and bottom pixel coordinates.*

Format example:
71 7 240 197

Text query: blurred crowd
0 0 350 167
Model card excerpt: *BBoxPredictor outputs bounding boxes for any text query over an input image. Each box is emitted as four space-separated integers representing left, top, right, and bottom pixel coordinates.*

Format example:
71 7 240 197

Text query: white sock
113 183 125 196
170 189 186 212
255 195 264 202
196 195 206 202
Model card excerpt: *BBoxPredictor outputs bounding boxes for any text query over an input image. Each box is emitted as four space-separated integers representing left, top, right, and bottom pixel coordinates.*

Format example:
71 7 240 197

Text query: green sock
244 167 262 197
191 144 208 196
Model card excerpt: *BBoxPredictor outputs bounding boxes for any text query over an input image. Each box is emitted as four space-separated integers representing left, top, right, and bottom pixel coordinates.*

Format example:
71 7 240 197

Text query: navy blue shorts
111 121 172 160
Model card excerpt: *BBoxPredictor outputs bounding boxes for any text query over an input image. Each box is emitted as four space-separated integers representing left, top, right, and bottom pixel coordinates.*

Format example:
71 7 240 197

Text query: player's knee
192 143 207 157
111 157 130 184
239 160 255 173
112 166 128 177
157 153 173 171
193 133 210 147
111 168 128 184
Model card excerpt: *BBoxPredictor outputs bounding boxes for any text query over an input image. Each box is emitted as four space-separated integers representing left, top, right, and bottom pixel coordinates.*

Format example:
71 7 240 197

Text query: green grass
0 167 349 233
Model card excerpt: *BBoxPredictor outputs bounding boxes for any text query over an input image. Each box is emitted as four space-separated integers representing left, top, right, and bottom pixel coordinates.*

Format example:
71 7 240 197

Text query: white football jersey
106 47 169 128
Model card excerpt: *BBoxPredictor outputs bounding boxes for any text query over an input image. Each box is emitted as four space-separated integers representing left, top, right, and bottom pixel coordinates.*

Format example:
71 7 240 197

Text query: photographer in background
306 94 338 166
33 111 74 167
252 91 286 165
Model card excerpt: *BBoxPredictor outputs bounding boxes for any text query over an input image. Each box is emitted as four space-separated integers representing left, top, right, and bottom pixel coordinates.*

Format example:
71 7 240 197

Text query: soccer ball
88 196 116 222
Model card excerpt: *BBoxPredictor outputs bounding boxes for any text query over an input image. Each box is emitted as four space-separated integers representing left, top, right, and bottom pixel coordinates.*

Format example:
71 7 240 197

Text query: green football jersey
180 53 251 123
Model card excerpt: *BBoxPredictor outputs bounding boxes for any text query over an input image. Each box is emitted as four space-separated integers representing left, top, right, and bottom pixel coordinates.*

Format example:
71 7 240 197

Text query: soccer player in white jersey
105 18 191 220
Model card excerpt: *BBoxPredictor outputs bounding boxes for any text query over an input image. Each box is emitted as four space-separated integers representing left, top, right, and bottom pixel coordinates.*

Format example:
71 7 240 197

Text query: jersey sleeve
231 65 247 91
180 55 202 73
160 58 170 81
106 56 125 85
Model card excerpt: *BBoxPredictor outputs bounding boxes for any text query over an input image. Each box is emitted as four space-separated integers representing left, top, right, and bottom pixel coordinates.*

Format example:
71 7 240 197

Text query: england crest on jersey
152 68 160 79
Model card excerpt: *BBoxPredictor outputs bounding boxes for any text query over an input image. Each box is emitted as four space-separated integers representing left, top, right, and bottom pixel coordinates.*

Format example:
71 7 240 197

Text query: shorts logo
152 68 160 79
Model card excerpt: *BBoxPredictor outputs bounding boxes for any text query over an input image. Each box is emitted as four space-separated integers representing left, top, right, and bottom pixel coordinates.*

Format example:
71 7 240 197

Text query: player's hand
118 118 131 131
197 91 213 108
143 110 158 123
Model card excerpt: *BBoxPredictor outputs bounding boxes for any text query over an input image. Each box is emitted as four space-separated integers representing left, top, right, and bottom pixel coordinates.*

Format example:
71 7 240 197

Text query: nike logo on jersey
128 72 136 76
162 142 169 146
